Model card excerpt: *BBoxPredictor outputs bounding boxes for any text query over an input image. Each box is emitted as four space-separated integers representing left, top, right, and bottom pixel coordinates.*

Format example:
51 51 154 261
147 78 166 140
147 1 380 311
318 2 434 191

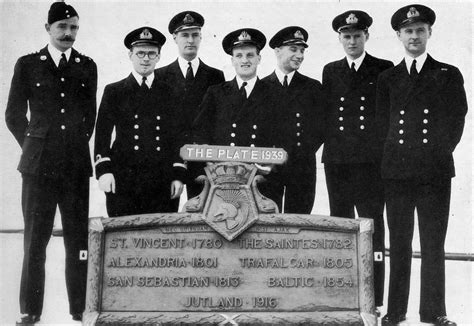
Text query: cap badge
407 7 420 18
294 30 304 39
140 28 152 40
238 31 251 41
40 55 47 61
183 13 194 24
346 13 359 24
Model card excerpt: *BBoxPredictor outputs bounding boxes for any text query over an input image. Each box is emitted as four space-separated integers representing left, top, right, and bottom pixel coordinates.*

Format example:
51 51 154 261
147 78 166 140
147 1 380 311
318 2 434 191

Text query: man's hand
170 180 184 199
98 173 116 193
255 163 275 175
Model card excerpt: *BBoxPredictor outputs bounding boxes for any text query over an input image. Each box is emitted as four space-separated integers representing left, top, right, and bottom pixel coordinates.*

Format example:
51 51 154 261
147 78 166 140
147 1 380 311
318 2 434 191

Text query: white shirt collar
47 44 72 67
275 69 296 86
131 70 155 88
236 75 257 98
178 56 200 78
346 51 366 71
404 52 428 74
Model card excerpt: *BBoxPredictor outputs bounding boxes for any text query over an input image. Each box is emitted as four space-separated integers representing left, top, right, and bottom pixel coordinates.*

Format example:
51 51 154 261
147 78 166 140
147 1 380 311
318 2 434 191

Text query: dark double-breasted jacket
375 55 468 180
262 71 325 177
322 53 394 164
5 46 97 178
94 73 185 183
155 59 225 142
192 78 278 148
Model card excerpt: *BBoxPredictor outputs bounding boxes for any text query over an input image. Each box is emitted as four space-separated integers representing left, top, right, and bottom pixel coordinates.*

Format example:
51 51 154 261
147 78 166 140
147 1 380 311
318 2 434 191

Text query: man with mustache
376 5 467 326
156 11 224 205
94 27 186 217
192 28 280 198
322 10 393 315
262 26 325 214
5 2 97 324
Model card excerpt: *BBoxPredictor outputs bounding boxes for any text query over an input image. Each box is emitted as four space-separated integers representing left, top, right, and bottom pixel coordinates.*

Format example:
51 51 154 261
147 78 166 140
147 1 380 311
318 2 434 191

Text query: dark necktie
283 75 289 88
141 76 148 91
350 62 357 74
240 81 248 100
58 53 67 70
410 59 418 78
186 62 194 83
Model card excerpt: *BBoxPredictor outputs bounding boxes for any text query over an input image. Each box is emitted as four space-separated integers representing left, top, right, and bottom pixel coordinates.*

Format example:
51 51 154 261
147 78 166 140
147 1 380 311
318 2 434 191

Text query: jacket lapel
407 55 437 99
334 58 354 95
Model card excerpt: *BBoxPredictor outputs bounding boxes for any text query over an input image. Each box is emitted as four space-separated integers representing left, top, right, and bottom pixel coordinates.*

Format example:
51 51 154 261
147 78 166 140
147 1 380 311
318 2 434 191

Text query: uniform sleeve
5 57 29 147
192 88 216 145
374 73 391 162
85 61 98 140
442 67 468 152
310 81 326 153
321 65 332 143
168 89 188 182
216 70 225 84
94 84 115 178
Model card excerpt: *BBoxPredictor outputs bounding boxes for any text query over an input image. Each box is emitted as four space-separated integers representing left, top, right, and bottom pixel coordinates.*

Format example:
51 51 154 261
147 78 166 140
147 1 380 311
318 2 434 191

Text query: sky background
0 0 472 254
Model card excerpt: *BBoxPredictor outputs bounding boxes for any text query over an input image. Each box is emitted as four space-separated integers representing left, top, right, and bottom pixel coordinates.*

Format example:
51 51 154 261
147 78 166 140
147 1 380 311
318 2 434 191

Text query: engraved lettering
268 277 314 287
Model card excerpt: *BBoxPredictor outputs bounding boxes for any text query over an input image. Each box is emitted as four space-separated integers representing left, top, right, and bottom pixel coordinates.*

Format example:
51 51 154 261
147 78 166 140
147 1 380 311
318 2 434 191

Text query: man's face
338 29 369 60
45 16 79 52
231 45 261 80
397 22 431 57
275 44 305 74
128 45 160 76
173 28 202 60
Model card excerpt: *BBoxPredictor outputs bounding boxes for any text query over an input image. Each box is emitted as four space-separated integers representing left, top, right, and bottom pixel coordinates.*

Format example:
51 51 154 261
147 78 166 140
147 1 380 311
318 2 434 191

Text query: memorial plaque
85 148 375 325
84 214 375 325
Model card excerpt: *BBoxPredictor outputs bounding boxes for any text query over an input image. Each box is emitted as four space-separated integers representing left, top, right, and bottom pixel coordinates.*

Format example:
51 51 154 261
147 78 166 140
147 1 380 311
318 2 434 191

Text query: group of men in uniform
5 2 467 326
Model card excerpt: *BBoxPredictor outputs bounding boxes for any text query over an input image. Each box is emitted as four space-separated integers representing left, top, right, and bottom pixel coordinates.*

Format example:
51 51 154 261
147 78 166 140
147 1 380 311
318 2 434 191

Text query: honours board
85 213 375 325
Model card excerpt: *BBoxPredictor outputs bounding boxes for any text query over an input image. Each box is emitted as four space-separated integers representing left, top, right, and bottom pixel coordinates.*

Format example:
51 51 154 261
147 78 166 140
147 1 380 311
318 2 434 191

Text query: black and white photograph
0 0 471 325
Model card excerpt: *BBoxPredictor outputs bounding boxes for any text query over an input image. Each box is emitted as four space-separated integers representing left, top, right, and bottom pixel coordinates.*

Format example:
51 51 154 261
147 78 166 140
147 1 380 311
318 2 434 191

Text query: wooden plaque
84 213 375 325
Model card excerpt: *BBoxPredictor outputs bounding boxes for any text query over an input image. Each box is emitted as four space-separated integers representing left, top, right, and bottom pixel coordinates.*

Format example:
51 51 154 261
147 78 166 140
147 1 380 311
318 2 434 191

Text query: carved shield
202 163 259 241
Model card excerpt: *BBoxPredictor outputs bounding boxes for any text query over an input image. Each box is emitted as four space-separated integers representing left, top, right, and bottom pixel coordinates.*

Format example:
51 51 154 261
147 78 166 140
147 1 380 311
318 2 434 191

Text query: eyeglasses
135 51 159 59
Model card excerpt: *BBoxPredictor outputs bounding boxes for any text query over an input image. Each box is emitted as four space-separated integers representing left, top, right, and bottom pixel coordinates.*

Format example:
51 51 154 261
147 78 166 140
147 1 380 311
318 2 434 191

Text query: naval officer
192 28 280 183
377 5 467 326
5 2 97 323
322 10 394 312
262 26 325 213
94 27 186 217
156 11 224 201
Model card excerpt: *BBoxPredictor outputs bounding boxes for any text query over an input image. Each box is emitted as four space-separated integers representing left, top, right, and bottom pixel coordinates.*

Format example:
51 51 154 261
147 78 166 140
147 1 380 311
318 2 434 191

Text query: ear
396 30 401 41
338 33 343 44
173 33 178 43
256 54 261 65
45 23 50 33
365 32 370 42
128 50 133 60
428 26 432 38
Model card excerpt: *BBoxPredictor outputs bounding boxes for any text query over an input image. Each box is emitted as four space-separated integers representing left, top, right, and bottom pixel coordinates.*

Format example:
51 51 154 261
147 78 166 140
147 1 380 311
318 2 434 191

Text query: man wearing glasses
94 27 186 217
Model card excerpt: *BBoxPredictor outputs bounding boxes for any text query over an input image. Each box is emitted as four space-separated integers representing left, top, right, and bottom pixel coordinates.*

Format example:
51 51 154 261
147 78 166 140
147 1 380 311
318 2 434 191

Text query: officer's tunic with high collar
5 45 97 316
